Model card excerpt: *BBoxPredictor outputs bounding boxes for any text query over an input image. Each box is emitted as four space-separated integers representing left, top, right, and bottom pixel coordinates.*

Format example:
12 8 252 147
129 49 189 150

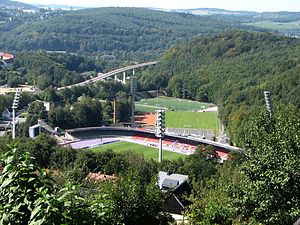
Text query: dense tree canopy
231 107 300 224
0 7 257 61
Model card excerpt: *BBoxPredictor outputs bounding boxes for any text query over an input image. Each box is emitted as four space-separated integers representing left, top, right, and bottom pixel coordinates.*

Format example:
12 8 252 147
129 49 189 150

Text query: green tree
43 87 60 102
186 155 244 225
232 106 300 224
28 101 47 120
100 170 174 225
48 105 72 129
0 144 112 224
179 151 218 182
102 101 114 122
0 145 49 224
19 133 57 168
115 99 131 122
0 94 13 113
72 96 103 127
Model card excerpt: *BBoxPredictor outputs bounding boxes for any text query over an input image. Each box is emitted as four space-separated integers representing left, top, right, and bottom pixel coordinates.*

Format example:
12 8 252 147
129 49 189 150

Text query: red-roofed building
3 53 14 60
0 52 14 69
85 172 117 183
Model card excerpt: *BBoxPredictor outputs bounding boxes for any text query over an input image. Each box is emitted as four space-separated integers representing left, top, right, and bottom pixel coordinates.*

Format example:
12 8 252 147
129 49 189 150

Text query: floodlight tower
11 88 22 139
264 91 273 119
130 76 137 128
155 109 165 162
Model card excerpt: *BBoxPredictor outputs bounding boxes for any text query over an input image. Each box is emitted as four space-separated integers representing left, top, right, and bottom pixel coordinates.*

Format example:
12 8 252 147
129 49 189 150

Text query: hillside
0 7 257 61
139 30 300 145
173 8 300 36
208 11 300 37
1 51 104 89
0 0 36 9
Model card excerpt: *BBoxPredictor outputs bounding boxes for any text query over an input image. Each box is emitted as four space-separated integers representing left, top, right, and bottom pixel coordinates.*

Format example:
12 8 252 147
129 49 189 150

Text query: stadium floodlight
155 110 165 135
264 91 273 118
11 88 22 139
155 110 165 162
130 76 137 95
131 76 137 128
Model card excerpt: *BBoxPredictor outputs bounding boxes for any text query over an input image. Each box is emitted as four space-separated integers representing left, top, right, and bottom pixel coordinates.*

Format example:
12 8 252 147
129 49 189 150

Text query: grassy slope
90 141 188 161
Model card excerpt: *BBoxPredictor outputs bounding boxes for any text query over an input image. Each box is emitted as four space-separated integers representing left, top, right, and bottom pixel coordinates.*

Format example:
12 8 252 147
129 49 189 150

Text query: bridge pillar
114 74 117 81
132 69 135 75
123 72 126 84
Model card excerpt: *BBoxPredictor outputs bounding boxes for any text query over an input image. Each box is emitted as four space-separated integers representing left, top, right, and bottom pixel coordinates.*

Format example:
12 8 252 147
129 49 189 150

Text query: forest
0 7 261 61
0 50 134 89
138 30 300 145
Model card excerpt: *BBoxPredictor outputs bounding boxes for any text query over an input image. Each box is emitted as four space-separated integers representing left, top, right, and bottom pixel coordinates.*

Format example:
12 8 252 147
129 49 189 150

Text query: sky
17 0 300 12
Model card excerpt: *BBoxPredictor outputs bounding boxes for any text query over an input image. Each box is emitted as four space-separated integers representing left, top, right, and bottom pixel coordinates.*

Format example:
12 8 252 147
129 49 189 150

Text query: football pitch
165 111 219 130
135 97 214 112
135 104 158 112
90 141 188 161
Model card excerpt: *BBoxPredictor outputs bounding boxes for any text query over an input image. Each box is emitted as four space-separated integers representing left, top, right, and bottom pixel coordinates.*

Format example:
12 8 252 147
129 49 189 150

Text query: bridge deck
57 61 157 91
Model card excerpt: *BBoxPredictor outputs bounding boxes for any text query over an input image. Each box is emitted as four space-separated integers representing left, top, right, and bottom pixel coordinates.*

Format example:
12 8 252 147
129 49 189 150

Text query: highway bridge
57 61 158 91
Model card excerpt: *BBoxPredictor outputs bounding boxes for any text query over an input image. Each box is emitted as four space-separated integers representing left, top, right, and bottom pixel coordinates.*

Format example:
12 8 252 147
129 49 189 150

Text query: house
158 171 189 193
2 108 12 119
101 55 115 60
158 171 192 214
85 172 117 183
3 53 14 60
0 52 14 69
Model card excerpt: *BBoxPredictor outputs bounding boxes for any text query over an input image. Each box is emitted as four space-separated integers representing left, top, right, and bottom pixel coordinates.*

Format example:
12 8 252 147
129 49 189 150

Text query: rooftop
158 171 188 191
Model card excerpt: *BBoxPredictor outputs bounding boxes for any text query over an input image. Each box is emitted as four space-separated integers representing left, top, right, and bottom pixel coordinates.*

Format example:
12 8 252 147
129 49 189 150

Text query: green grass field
135 97 214 112
246 20 300 30
135 104 159 112
165 111 219 130
90 141 188 161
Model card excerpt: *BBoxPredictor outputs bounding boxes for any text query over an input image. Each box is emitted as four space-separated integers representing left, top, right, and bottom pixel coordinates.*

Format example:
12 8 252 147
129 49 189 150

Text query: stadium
61 127 243 162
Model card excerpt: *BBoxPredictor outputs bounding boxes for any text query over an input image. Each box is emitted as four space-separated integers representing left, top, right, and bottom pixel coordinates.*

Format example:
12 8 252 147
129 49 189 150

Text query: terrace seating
137 136 147 141
188 145 196 151
163 139 175 146
216 151 229 159
146 137 159 143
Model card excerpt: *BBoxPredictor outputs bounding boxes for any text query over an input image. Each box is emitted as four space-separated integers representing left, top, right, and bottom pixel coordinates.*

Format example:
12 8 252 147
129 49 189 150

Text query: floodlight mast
130 76 137 128
264 91 273 119
11 88 22 139
155 110 165 162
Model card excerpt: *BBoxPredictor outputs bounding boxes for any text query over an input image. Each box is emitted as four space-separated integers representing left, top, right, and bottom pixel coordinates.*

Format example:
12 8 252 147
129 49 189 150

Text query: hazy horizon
16 0 300 13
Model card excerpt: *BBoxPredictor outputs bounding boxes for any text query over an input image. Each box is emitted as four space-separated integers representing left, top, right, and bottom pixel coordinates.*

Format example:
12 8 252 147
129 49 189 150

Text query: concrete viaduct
57 61 158 91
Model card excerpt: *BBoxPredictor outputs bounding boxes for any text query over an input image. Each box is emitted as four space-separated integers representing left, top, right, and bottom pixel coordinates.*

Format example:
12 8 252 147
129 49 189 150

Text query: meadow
246 20 300 30
90 141 188 161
